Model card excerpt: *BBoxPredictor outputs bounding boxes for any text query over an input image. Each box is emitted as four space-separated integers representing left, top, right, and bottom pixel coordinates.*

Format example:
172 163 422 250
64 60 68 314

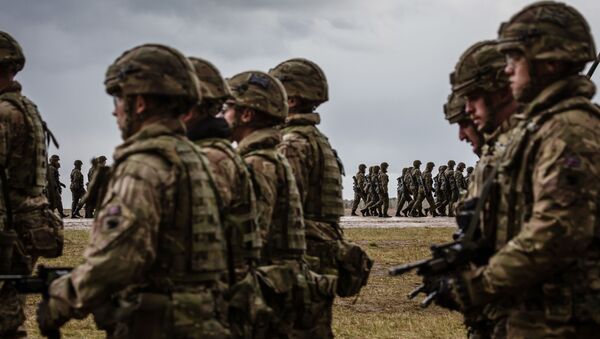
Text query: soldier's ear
134 95 147 115
240 108 255 123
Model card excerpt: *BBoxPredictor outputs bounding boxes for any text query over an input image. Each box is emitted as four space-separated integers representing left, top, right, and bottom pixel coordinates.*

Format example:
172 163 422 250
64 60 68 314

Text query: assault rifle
587 52 600 79
388 198 491 307
0 265 72 339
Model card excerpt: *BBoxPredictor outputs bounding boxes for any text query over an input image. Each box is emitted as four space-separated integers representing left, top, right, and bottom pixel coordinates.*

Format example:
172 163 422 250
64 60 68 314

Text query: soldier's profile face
112 95 128 137
504 52 530 100
458 120 482 155
465 92 490 133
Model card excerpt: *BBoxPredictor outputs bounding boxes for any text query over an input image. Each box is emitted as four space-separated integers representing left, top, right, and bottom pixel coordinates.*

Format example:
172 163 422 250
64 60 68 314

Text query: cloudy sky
2 0 599 206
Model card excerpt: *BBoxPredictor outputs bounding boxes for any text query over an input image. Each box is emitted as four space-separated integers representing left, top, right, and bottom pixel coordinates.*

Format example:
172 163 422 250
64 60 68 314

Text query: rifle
587 52 600 79
389 166 499 308
0 265 72 339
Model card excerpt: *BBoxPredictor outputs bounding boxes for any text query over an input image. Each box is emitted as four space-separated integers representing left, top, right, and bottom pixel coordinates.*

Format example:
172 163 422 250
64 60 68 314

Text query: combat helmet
413 160 422 167
443 92 468 124
359 163 366 170
50 155 60 162
447 160 456 167
227 71 288 122
497 1 596 66
74 160 83 166
380 162 389 169
451 40 508 97
188 57 232 103
0 31 25 73
457 162 466 170
104 44 201 103
269 58 328 105
426 161 435 169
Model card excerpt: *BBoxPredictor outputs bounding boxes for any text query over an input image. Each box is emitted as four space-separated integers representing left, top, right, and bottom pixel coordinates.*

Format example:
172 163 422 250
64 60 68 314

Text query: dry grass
23 227 465 338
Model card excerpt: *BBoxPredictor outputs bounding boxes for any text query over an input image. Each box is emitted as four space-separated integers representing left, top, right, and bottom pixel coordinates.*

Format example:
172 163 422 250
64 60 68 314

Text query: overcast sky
2 0 599 206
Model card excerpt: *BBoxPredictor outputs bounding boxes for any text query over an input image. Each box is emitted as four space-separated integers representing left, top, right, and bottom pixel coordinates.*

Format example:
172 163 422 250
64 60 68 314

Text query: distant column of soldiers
44 155 109 219
351 160 473 217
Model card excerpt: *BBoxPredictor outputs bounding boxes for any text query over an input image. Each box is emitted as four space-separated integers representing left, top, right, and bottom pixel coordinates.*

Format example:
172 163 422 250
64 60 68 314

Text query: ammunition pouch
15 208 63 258
336 240 373 297
228 270 273 338
108 290 229 339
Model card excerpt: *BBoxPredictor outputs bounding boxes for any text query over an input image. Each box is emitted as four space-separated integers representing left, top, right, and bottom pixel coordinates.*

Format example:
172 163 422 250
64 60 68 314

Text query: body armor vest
281 124 344 222
197 138 261 265
244 148 305 260
0 92 47 198
113 135 225 285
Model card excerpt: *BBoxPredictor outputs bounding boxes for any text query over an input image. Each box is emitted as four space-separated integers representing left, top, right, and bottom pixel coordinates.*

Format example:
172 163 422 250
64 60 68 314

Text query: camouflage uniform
46 156 65 217
446 3 600 338
465 167 474 187
444 161 457 217
363 165 382 216
42 44 229 338
361 167 373 216
186 58 262 338
434 165 448 215
0 31 63 338
394 168 410 217
398 167 414 217
407 160 425 217
421 162 438 217
271 59 345 338
454 162 466 194
70 160 85 218
377 162 390 217
351 164 367 216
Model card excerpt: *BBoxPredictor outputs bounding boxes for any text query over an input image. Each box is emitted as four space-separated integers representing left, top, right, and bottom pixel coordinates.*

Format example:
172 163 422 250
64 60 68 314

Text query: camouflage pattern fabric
351 170 367 214
70 166 85 217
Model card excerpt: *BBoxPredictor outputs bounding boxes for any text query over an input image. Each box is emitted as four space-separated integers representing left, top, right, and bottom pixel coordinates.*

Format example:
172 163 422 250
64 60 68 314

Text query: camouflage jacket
467 75 600 322
239 128 306 261
70 168 84 194
49 119 227 322
403 171 415 195
454 170 466 191
445 168 456 192
354 172 365 193
379 172 389 195
422 170 434 194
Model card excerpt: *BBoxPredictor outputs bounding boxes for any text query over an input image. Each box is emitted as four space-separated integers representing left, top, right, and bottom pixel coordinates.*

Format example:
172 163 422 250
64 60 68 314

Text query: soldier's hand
37 297 69 336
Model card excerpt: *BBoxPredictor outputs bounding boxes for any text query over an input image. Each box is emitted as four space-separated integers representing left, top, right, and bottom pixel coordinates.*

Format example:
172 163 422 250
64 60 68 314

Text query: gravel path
63 216 456 229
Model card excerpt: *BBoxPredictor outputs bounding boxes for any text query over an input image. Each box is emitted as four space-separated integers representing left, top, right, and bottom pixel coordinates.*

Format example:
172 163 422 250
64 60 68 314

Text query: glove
435 268 490 312
37 297 69 337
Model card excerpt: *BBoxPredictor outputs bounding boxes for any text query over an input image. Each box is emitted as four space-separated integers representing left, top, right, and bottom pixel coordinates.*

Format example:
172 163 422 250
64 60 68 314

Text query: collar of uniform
0 81 22 95
115 118 185 155
285 112 321 126
237 127 282 155
522 75 596 119
483 113 518 145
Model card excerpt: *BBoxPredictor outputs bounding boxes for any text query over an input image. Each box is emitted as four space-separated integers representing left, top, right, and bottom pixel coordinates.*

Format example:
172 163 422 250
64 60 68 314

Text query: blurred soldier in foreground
183 57 261 337
438 2 600 337
47 154 67 218
351 164 367 216
38 44 229 337
69 160 85 218
443 92 484 157
272 58 370 337
0 30 63 338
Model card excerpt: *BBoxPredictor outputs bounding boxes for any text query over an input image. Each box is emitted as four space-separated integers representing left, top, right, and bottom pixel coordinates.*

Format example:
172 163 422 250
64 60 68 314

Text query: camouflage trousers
380 192 389 216
351 191 367 213
409 189 425 216
395 191 412 216
0 283 26 338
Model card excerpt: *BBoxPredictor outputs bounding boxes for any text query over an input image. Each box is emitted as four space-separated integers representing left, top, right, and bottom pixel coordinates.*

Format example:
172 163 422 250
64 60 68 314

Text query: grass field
24 227 465 338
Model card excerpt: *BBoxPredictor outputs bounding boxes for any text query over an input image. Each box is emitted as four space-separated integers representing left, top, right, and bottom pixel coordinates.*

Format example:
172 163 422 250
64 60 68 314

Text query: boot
351 210 358 216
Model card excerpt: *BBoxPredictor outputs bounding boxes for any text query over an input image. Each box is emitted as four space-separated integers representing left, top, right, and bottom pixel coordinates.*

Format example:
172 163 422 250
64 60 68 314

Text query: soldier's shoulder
0 99 24 123
538 106 600 146
113 152 173 187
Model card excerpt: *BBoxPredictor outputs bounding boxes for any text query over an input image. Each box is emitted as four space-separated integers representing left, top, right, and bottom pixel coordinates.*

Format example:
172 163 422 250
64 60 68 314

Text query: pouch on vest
18 208 64 258
336 240 373 297
228 270 273 338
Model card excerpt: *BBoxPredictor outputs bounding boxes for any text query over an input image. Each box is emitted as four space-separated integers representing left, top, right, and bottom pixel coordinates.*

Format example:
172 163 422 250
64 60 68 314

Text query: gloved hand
37 297 69 337
435 268 490 312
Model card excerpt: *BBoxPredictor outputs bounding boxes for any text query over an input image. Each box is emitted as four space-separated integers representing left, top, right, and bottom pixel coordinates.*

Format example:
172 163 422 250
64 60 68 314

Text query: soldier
406 160 424 217
351 164 367 216
362 165 382 217
465 166 474 186
38 44 229 337
439 2 600 337
182 57 261 337
47 154 67 218
378 162 391 217
69 160 85 218
444 160 457 217
81 155 108 219
271 58 350 337
394 168 412 217
434 165 448 215
0 31 63 338
421 162 438 217
400 166 415 217
223 70 317 337
454 162 466 193
361 166 374 216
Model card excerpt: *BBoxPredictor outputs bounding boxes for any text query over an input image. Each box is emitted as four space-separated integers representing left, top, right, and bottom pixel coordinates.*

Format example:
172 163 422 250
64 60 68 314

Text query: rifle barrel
388 258 431 276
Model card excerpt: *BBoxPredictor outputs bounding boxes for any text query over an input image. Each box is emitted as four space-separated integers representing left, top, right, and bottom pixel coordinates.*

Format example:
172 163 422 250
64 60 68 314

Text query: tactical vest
281 125 344 222
0 92 47 197
196 138 261 265
244 148 305 260
113 136 226 285
489 97 600 322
